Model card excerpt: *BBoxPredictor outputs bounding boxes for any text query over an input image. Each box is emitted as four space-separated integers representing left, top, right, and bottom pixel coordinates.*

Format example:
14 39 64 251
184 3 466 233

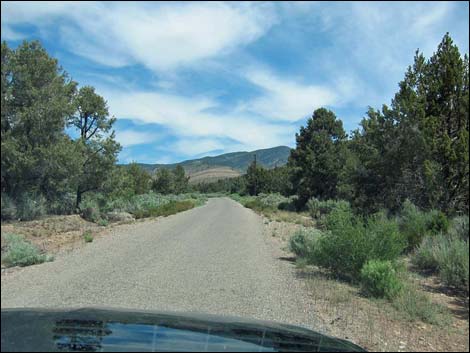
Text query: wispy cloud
101 87 294 152
1 1 468 163
114 130 160 147
239 68 338 122
1 1 278 71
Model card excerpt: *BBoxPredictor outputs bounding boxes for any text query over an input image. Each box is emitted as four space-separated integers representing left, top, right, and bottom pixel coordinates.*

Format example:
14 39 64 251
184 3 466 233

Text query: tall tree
349 33 469 214
127 163 152 195
289 108 347 207
152 168 174 194
172 165 189 194
421 34 469 212
245 157 270 196
69 86 120 208
1 40 77 198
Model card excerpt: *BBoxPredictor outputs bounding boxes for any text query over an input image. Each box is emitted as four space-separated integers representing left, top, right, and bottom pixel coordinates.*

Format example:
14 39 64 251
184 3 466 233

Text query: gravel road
1 198 323 331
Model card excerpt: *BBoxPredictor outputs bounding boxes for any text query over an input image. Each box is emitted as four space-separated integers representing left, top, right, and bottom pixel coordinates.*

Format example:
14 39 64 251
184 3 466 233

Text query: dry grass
188 167 241 184
1 215 102 259
298 266 468 352
263 218 469 352
256 208 314 227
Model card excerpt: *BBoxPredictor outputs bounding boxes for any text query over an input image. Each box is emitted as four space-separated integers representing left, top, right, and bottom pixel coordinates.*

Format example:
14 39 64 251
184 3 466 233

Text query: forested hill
136 146 291 174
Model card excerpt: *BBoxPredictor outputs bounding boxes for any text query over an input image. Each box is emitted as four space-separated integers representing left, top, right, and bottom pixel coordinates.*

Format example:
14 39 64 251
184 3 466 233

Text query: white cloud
115 130 160 147
0 24 26 40
411 2 453 36
99 86 294 152
1 1 277 71
240 69 338 121
172 139 226 157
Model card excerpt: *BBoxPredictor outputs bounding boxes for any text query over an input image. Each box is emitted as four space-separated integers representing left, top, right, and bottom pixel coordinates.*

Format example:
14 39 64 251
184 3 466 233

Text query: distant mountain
136 146 291 183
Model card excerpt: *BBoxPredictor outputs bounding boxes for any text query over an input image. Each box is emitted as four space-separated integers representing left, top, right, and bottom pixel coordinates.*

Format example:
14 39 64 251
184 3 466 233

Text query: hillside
188 167 242 184
137 146 291 177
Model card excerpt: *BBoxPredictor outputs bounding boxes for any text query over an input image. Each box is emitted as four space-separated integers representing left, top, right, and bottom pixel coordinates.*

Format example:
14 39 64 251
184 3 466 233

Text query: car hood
1 307 365 352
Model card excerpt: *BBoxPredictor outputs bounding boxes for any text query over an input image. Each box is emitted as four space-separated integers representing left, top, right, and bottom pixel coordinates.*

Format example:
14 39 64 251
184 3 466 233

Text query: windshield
1 1 469 352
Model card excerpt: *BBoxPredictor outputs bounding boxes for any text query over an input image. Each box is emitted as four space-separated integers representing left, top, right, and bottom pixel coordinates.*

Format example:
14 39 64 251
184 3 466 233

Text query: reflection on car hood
1 307 366 352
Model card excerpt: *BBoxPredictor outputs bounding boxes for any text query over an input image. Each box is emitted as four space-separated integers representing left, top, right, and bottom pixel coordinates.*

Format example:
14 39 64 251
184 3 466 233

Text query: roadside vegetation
82 230 93 243
219 34 468 350
2 233 52 267
1 41 206 229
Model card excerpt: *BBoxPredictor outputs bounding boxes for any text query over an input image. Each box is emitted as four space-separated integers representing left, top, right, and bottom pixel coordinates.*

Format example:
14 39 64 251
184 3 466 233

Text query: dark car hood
1 307 365 352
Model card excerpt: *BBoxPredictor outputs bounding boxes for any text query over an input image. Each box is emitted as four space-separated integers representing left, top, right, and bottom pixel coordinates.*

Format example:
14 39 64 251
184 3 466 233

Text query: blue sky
2 1 469 164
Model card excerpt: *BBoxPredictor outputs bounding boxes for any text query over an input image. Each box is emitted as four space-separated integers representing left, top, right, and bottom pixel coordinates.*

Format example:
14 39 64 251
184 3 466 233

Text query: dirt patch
1 215 136 266
261 216 470 352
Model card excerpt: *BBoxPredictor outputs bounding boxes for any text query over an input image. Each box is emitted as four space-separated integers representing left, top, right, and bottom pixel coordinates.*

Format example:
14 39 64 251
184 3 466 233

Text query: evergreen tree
289 108 346 207
349 33 469 214
1 41 78 200
152 168 174 194
69 86 121 208
173 165 189 194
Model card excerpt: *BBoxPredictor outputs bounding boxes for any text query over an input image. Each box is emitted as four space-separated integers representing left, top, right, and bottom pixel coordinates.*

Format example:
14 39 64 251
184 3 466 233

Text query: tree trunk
76 188 82 210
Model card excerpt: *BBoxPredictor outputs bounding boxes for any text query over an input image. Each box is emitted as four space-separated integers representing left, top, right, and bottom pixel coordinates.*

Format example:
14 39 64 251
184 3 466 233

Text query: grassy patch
97 218 109 227
390 281 451 326
295 257 310 269
83 231 94 243
231 194 312 225
133 200 195 219
2 233 51 267
413 233 469 293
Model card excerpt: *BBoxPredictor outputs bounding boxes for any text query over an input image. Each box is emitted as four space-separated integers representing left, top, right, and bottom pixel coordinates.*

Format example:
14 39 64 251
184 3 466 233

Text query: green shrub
125 193 171 215
2 233 49 267
79 199 101 223
366 213 407 261
412 235 442 272
391 282 450 325
157 200 194 216
234 193 295 213
97 218 109 227
257 193 291 209
288 228 321 259
313 208 406 280
101 197 131 213
278 199 297 211
1 194 17 220
306 197 321 218
132 200 194 219
16 193 47 221
413 233 469 292
100 193 200 219
295 257 310 269
449 215 469 240
47 193 76 215
83 231 93 243
399 200 430 251
307 198 351 220
435 237 469 292
427 210 449 235
360 260 403 299
244 198 270 212
230 194 256 206
399 200 450 251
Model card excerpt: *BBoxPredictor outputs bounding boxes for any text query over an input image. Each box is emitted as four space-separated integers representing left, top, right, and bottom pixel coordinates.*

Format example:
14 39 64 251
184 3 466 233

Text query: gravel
1 197 325 332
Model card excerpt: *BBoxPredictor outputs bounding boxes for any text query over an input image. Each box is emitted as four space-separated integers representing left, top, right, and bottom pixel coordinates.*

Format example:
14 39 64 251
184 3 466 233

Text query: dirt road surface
1 198 323 331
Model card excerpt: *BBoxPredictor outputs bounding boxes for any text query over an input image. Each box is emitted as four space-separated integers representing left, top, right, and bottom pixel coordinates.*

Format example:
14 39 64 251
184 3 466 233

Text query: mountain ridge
135 145 291 176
